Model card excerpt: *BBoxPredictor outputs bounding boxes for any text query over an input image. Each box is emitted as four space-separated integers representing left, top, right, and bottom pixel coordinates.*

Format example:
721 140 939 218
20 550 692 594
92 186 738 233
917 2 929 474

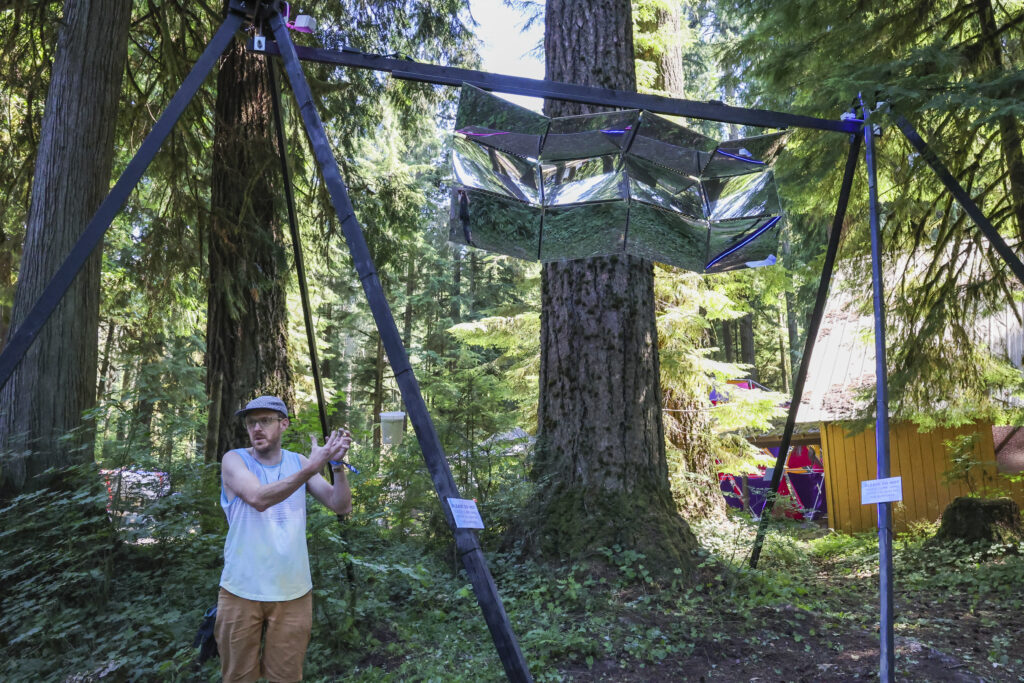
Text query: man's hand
307 428 355 515
309 428 352 469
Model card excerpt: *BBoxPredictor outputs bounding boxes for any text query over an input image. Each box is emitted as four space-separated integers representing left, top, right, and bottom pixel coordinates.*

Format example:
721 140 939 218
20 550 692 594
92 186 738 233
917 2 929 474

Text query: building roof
993 426 1024 473
792 260 1024 424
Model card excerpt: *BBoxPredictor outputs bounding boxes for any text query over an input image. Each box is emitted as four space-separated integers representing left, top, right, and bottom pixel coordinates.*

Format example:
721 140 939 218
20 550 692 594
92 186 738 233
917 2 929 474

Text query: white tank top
219 448 312 601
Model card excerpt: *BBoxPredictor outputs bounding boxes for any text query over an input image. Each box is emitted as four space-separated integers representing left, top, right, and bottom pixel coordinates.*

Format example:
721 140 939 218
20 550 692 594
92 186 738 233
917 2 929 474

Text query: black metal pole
749 131 863 569
267 62 332 444
864 104 895 683
893 115 1024 286
266 14 532 682
0 11 246 391
259 43 859 136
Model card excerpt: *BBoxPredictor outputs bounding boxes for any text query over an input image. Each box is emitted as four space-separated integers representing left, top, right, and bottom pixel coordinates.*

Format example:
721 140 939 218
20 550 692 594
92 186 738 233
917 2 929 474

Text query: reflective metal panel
629 111 717 176
702 131 789 178
450 84 788 273
705 216 781 273
452 137 541 203
542 156 625 206
625 156 704 218
540 203 627 261
454 85 547 159
626 204 708 271
542 110 639 161
449 189 541 260
705 171 780 221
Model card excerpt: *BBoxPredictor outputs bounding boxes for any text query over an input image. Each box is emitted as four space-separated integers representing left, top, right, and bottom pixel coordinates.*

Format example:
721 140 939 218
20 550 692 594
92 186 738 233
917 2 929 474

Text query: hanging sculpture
449 84 787 273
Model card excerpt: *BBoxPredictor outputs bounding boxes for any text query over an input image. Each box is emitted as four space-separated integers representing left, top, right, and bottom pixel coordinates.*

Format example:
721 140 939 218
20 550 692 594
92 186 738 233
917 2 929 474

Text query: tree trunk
131 333 163 455
740 312 757 381
451 250 462 323
722 319 734 362
528 0 697 575
0 227 14 348
782 237 800 382
372 333 384 453
204 28 293 466
402 259 415 434
469 250 478 317
96 321 117 402
0 0 131 497
778 308 789 392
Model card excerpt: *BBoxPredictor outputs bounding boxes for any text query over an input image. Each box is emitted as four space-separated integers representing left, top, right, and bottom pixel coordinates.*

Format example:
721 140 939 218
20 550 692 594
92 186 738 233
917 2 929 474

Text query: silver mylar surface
449 85 788 273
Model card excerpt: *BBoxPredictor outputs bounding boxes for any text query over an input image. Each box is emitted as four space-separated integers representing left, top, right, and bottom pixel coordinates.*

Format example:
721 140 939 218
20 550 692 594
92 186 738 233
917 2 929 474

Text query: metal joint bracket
228 0 259 21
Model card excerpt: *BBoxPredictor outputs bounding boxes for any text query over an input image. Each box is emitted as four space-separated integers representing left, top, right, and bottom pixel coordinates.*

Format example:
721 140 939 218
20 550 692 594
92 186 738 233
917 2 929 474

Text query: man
215 395 353 683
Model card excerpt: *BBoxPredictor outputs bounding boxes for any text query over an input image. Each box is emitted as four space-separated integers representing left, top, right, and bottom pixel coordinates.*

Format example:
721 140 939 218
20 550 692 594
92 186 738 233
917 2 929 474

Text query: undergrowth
3 470 1024 681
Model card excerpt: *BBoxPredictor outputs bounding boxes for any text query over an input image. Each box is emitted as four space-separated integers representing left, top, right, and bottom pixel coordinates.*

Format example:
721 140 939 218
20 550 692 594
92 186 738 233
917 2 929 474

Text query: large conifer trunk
204 33 292 466
0 0 130 496
530 0 696 572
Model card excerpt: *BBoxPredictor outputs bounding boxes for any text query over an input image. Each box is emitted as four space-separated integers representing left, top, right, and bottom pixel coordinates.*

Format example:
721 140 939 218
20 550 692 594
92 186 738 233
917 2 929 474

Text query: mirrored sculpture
450 84 788 273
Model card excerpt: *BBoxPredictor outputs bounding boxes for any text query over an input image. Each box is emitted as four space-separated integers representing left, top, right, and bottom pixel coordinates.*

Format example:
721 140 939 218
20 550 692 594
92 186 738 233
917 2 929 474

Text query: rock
930 496 1023 546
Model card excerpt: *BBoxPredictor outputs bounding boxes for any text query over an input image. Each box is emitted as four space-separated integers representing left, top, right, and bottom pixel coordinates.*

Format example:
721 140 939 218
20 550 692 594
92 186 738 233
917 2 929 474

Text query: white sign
861 476 903 505
448 498 485 529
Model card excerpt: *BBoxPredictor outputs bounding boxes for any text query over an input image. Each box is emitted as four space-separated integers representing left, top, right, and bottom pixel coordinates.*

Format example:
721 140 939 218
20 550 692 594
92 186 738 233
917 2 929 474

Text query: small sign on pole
861 476 903 505
448 498 485 529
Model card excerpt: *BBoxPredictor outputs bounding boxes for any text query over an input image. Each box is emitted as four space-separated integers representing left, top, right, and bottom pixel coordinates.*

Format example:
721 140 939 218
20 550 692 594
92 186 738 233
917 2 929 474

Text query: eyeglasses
245 416 284 430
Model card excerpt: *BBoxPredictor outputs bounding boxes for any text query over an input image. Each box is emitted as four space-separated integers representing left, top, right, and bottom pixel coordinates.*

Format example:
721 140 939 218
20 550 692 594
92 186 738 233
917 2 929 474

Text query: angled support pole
0 8 247 391
267 59 336 476
893 115 1024 285
266 13 532 682
749 129 863 569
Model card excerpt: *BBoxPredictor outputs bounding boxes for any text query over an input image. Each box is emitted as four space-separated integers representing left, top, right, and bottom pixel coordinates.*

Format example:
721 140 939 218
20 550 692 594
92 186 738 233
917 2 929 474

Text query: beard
249 433 282 458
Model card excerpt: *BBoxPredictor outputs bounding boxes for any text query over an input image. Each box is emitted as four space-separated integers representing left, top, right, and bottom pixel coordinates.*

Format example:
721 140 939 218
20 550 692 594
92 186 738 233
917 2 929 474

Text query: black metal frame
3 3 1024 680
863 102 896 682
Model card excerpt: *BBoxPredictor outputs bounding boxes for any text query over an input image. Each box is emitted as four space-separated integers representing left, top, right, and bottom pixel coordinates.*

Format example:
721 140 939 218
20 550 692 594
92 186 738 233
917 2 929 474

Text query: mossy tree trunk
204 20 293 469
528 0 697 575
0 0 131 497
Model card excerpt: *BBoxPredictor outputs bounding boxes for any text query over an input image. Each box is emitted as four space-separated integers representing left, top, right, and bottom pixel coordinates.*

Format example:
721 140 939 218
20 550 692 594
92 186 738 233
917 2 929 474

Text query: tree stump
931 497 1023 546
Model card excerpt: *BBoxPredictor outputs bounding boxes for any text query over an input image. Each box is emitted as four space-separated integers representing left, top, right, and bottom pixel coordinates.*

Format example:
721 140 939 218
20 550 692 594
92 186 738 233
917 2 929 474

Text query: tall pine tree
0 0 131 497
527 0 698 573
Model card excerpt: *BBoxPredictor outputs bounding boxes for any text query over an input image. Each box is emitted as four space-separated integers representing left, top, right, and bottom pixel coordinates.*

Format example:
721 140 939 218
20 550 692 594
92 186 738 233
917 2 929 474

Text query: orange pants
214 587 313 683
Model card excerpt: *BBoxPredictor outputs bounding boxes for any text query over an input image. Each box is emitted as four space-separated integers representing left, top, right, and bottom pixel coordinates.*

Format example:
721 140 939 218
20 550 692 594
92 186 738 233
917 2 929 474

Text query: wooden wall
820 420 1024 533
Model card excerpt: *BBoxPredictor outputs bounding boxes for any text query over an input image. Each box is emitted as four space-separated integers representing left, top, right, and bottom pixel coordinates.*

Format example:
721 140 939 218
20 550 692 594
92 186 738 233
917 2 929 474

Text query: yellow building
789 269 1024 533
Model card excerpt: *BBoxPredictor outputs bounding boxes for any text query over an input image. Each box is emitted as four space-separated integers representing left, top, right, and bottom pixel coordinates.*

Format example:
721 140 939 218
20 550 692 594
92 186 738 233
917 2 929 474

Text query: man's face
244 409 289 450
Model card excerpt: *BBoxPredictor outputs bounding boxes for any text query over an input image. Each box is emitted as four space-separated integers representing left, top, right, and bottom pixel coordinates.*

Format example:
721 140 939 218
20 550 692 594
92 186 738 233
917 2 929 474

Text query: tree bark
777 308 789 392
740 312 757 381
782 237 800 382
204 27 293 466
529 0 696 574
451 249 462 323
96 321 117 403
0 0 131 497
372 333 384 452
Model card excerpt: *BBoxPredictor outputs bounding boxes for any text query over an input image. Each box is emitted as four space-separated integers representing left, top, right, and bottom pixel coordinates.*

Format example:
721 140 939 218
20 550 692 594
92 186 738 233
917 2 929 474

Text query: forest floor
5 483 1023 682
549 518 1023 682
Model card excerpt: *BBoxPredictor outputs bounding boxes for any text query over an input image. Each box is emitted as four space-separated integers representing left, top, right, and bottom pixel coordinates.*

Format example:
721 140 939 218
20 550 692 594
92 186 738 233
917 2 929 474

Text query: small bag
192 605 219 662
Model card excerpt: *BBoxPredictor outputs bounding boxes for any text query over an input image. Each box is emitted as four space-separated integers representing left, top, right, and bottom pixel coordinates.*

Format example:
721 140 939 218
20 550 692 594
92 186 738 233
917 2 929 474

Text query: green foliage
942 433 985 493
5 465 1024 680
718 0 1024 425
0 463 223 681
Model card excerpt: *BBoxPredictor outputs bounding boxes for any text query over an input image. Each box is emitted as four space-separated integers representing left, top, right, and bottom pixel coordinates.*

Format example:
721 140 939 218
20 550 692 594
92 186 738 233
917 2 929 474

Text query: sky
466 0 544 111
